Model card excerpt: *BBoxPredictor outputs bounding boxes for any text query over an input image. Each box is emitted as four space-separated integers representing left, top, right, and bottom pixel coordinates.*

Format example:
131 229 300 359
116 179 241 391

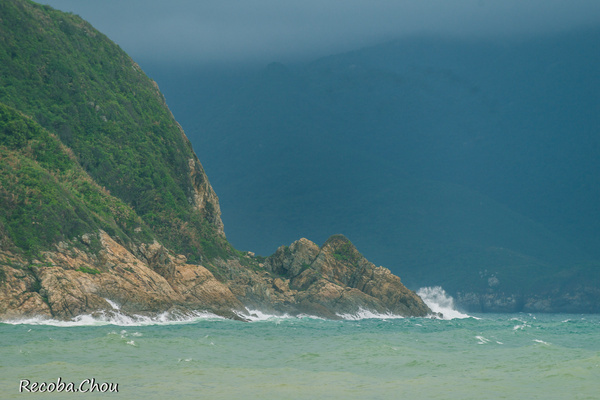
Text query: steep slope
0 0 430 320
0 0 226 262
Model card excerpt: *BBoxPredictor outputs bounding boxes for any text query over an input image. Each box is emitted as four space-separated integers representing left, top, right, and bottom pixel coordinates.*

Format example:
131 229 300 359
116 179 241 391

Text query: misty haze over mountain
139 30 599 294
42 0 600 65
41 0 600 306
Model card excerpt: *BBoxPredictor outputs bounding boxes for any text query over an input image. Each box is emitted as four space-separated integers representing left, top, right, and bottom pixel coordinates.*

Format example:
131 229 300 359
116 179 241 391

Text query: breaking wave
1 309 225 327
336 308 405 320
237 308 295 322
235 308 405 322
2 288 475 325
417 286 473 320
237 308 331 322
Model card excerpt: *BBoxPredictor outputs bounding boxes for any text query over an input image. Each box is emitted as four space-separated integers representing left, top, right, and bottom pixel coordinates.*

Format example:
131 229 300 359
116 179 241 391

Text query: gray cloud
40 0 600 65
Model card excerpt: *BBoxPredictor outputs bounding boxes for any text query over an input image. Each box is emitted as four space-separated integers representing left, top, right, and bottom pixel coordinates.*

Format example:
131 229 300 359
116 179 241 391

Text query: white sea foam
533 339 550 346
1 309 225 327
236 308 294 322
416 286 473 320
104 298 121 310
236 308 331 322
3 286 473 325
336 308 405 321
238 307 405 322
296 313 326 320
511 317 531 330
475 335 491 344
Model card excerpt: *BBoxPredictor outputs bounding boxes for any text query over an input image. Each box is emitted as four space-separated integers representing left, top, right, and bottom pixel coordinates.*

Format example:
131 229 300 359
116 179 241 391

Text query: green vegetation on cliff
0 102 151 255
0 0 230 261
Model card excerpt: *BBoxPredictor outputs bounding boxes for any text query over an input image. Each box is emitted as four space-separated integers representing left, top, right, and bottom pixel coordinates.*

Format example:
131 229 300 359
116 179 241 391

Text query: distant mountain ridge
141 29 600 312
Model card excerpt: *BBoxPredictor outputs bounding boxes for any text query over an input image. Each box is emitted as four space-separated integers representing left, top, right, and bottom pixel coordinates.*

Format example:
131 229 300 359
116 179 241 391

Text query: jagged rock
234 234 431 318
265 237 320 278
293 235 431 317
170 263 245 317
137 240 175 279
174 255 187 265
187 156 225 237
272 278 289 293
0 232 431 320
0 255 52 319
0 231 243 320
80 234 92 246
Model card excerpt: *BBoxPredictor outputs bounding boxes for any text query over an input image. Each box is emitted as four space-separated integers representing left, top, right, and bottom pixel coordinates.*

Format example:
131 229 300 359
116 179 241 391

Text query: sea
1 287 598 399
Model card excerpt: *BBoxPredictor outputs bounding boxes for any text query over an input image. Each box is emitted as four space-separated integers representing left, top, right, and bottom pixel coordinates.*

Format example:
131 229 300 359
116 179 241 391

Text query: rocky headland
0 231 430 320
0 0 432 322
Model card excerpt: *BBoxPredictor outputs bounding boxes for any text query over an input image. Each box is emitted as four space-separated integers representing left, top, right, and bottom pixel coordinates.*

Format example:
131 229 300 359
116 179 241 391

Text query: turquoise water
1 311 599 399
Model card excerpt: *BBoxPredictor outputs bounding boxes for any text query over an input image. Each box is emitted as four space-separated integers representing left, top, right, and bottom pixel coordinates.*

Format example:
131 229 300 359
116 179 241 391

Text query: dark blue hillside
141 28 600 302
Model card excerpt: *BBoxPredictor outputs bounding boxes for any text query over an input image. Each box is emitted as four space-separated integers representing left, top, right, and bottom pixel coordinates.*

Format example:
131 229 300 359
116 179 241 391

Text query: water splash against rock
417 286 472 319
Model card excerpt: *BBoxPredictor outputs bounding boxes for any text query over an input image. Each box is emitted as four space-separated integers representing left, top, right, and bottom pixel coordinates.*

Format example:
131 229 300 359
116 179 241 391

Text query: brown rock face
187 156 225 237
258 234 431 318
0 231 243 320
170 263 244 318
0 255 52 319
0 231 429 321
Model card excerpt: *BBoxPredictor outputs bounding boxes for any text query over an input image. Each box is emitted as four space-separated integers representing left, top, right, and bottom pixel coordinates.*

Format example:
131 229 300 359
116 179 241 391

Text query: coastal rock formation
226 235 431 319
0 254 52 319
0 232 430 320
0 231 245 320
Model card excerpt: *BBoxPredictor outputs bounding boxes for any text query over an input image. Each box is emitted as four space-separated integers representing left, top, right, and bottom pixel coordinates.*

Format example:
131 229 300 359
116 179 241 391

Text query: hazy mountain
141 30 600 310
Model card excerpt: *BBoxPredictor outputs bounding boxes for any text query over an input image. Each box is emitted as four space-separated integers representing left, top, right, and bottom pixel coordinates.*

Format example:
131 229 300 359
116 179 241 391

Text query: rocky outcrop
0 253 52 319
187 156 225 238
0 232 430 321
227 234 431 319
0 231 244 320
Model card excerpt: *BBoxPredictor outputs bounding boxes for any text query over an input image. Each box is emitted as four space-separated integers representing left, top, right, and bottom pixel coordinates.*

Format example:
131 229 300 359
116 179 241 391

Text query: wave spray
417 286 472 319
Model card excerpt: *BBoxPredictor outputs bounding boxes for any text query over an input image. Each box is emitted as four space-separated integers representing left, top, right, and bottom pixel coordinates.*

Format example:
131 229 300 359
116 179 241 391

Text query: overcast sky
40 0 600 65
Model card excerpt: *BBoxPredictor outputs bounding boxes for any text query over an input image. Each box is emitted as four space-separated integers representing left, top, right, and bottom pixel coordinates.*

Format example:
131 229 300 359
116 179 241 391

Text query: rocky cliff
0 0 430 321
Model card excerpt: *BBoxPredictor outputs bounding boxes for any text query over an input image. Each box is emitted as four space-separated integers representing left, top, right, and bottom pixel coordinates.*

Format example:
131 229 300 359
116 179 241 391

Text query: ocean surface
1 287 598 399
